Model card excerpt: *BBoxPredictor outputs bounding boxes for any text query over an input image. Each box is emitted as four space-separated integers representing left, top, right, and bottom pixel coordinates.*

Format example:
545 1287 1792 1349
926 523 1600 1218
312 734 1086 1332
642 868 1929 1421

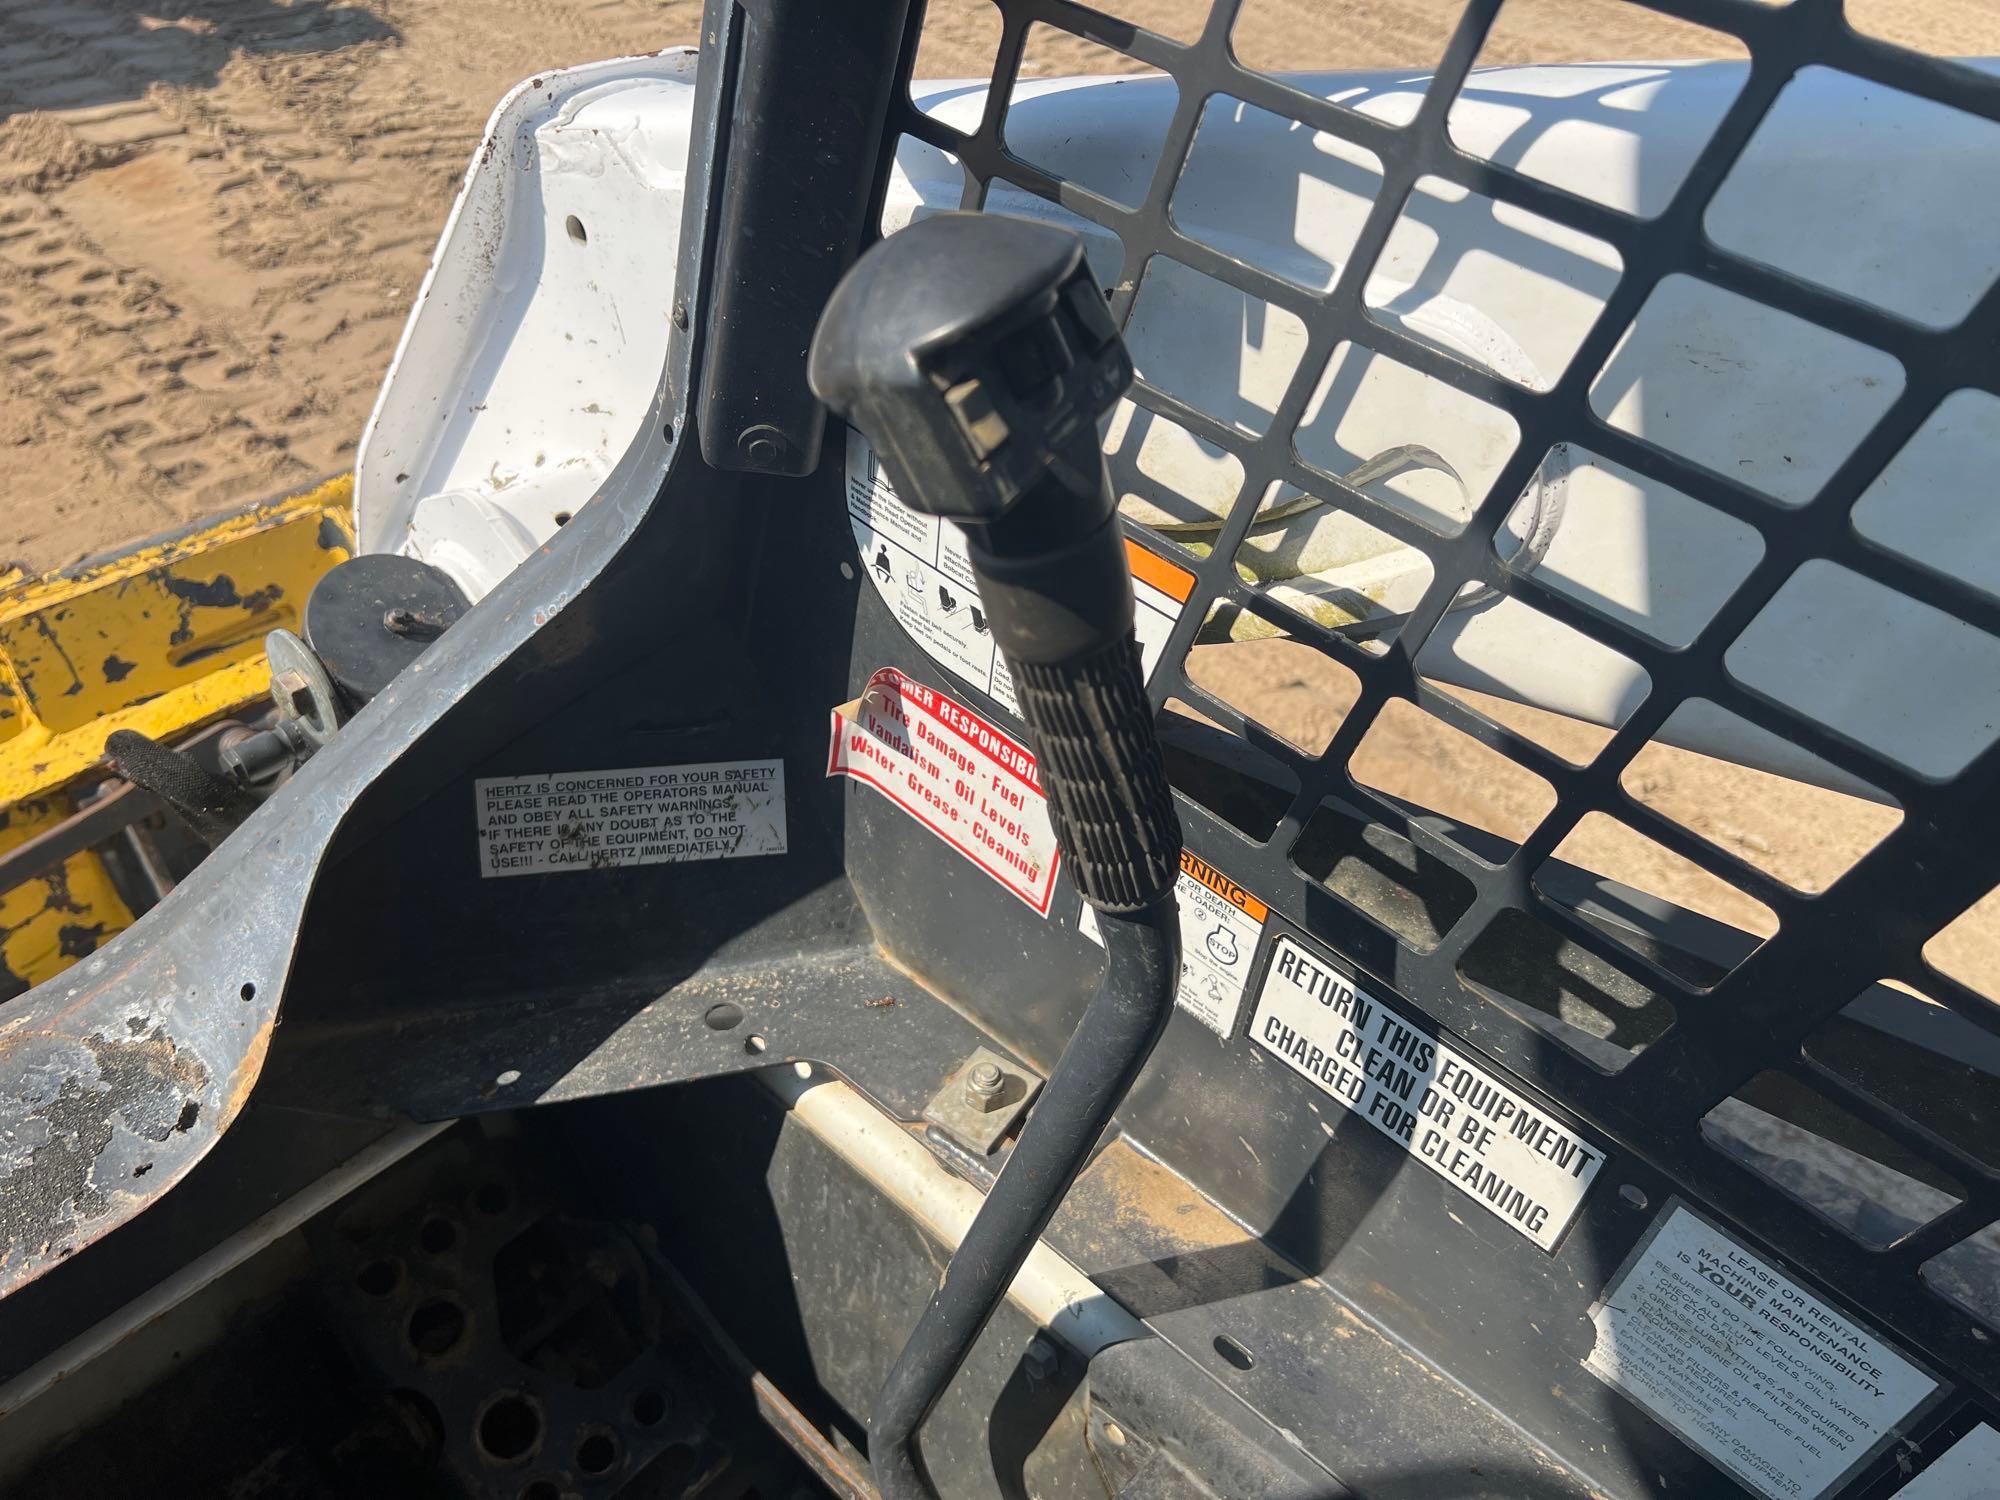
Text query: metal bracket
922 1047 1043 1157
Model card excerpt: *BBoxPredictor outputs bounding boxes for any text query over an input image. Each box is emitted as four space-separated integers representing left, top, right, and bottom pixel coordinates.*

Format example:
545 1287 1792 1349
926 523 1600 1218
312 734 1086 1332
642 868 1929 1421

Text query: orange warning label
1125 538 1196 605
1180 849 1268 922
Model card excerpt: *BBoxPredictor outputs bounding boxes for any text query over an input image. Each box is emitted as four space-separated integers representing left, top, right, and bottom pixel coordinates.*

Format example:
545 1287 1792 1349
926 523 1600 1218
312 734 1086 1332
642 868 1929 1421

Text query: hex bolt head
1022 1336 1059 1382
965 1061 1006 1112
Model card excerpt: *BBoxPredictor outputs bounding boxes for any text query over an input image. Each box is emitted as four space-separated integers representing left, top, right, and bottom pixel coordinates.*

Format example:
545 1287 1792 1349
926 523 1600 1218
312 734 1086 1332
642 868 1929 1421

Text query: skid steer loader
0 1 1995 1497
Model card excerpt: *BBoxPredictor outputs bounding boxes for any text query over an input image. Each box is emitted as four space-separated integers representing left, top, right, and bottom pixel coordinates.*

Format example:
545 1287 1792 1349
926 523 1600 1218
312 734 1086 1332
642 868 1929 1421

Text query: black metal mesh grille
885 0 2000 1397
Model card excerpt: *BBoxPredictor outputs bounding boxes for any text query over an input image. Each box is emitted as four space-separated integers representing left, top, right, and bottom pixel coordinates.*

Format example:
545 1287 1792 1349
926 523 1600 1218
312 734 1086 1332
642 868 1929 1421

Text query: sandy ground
0 0 1994 1000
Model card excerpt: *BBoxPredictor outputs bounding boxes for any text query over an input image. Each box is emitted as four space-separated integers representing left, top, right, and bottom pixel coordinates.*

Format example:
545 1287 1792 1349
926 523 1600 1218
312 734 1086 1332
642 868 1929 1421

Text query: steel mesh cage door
839 0 2000 1486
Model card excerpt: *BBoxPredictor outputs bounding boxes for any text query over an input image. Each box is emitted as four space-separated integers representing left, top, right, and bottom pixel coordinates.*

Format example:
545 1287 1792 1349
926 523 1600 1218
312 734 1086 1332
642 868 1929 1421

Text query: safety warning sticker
1586 1204 1938 1500
828 666 1060 914
475 760 786 877
1082 850 1267 1038
1250 934 1604 1250
846 427 1191 714
1893 1424 2000 1498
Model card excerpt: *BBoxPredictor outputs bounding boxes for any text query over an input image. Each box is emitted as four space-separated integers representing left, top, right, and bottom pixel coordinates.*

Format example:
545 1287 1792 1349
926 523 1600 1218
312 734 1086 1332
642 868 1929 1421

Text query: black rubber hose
868 898 1180 1500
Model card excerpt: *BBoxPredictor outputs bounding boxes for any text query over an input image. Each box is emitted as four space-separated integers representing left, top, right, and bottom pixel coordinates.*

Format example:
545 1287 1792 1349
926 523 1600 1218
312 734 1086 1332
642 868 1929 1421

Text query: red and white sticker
828 666 1060 914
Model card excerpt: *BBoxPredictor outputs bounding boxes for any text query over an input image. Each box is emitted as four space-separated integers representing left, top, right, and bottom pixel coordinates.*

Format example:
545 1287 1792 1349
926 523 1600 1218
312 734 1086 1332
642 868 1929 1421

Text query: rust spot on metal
0 1024 211 1275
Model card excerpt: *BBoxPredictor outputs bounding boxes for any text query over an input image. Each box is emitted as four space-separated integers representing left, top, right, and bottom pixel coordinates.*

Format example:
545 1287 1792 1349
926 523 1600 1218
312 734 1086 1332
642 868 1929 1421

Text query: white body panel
360 57 2000 792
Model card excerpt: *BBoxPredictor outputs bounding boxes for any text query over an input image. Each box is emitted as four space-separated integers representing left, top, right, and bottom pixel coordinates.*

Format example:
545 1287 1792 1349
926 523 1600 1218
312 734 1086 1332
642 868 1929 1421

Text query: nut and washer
924 1045 1043 1155
965 1061 1007 1112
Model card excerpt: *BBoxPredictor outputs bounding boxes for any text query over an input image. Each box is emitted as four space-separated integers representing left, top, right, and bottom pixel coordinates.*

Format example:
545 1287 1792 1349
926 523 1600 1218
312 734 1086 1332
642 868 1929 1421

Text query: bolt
273 667 314 719
382 606 447 639
736 423 790 472
1022 1337 1059 1383
965 1061 1006 1113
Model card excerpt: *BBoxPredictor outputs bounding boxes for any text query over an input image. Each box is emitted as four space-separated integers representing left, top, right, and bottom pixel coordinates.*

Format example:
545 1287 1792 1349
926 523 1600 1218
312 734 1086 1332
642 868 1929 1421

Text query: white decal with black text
1892 1424 2000 1498
1250 935 1604 1250
476 760 786 877
1587 1204 1938 1500
846 428 1189 715
1083 850 1267 1038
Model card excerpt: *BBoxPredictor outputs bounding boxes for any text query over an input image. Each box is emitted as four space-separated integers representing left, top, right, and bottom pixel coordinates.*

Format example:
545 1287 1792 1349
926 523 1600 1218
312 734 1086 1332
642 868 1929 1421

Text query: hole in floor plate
1498 447 1763 651
575 1430 619 1476
629 1389 668 1428
1212 1333 1256 1371
552 511 572 527
495 1069 523 1088
565 214 587 245
239 981 256 1002
1618 1184 1649 1212
744 1034 768 1055
703 1002 743 1031
355 1257 402 1297
406 1298 467 1359
418 1217 458 1255
478 1393 543 1464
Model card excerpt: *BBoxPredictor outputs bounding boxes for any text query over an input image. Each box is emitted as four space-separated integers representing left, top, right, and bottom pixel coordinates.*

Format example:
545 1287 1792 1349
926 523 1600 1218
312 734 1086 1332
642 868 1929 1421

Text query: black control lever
811 212 1183 1499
